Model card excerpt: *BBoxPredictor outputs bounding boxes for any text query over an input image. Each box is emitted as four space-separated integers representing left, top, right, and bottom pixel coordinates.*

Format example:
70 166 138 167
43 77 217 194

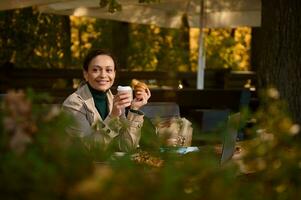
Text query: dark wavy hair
82 49 118 71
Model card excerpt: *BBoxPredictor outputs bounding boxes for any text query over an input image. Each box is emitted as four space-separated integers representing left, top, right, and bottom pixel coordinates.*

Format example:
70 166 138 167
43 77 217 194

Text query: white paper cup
117 86 133 101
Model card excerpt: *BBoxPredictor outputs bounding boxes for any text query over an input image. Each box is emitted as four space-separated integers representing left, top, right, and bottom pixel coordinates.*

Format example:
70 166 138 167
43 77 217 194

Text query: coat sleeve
62 96 144 152
104 110 144 152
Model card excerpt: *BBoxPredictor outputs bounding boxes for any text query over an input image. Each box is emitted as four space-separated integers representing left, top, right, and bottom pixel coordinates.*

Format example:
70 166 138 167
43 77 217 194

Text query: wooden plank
0 68 257 103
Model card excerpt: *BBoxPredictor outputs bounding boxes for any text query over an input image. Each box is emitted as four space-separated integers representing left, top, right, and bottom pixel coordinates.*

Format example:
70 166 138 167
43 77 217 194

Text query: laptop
220 112 240 165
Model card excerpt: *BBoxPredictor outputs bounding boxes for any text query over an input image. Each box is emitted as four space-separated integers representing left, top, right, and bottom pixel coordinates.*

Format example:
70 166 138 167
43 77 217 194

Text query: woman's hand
111 92 132 117
131 88 151 110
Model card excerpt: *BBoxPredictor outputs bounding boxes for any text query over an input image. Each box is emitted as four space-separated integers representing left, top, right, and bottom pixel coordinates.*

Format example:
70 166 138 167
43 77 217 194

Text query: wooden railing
0 68 256 91
0 67 258 109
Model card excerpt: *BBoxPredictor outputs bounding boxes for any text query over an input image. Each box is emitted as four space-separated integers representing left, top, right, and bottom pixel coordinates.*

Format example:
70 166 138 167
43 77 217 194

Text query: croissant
131 79 148 92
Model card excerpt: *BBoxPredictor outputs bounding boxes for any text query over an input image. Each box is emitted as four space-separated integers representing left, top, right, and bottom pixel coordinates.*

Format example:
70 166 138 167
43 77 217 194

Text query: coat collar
76 84 114 121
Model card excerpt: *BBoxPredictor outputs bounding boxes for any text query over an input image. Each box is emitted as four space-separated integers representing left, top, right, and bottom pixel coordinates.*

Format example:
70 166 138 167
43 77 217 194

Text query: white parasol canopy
0 0 261 89
34 0 261 29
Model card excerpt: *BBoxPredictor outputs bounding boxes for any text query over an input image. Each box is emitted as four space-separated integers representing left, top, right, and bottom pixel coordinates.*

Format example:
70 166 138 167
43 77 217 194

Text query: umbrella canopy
36 0 261 28
0 0 262 28
0 0 261 89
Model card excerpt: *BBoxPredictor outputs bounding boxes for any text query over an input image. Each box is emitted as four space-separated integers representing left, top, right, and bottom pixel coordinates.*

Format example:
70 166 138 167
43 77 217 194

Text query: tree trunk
111 21 129 70
257 0 301 124
250 27 262 71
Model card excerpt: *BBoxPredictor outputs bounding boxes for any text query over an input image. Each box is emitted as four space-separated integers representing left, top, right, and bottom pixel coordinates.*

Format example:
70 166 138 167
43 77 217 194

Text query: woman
63 49 151 152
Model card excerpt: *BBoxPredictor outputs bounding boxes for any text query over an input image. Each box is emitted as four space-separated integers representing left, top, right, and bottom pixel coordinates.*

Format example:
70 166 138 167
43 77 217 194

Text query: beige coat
62 84 144 152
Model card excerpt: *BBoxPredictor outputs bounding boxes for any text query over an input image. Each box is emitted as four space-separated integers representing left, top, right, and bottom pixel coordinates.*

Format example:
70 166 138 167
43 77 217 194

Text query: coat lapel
106 89 114 116
76 84 114 123
76 84 101 124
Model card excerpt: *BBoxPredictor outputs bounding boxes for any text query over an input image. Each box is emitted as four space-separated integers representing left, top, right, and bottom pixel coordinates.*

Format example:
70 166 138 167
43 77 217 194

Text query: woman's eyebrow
92 65 114 68
91 64 101 68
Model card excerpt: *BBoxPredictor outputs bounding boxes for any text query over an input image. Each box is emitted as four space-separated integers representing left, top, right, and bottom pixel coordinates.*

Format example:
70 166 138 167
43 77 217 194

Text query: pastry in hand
131 79 148 99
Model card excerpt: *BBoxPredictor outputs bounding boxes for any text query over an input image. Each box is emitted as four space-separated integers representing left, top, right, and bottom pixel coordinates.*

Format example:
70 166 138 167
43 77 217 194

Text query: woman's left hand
130 88 151 110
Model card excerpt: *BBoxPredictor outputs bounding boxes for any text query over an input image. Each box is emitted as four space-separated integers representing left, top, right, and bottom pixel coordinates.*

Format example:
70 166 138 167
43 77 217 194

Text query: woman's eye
107 69 113 73
92 68 98 72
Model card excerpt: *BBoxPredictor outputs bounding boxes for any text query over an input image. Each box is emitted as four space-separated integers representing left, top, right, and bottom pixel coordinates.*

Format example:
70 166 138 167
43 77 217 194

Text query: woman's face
84 55 116 92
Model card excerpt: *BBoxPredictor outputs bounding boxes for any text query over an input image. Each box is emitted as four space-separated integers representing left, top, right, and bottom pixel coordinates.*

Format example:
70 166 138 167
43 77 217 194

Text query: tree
0 8 71 68
255 0 301 125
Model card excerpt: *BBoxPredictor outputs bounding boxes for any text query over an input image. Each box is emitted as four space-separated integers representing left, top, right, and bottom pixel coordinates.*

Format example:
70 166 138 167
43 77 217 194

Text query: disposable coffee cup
117 86 133 101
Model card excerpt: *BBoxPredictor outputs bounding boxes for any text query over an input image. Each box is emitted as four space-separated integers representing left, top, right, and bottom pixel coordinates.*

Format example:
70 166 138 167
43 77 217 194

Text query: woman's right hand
110 92 132 117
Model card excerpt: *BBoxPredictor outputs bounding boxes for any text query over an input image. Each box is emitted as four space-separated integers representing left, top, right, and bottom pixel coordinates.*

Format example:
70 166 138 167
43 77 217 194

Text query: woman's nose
98 69 106 77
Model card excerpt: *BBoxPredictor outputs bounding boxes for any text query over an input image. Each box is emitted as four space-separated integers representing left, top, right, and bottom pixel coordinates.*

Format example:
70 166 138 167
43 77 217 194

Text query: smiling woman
62 49 151 153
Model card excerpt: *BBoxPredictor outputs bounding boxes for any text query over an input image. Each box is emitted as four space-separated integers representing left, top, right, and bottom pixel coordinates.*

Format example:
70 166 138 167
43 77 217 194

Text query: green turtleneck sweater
88 84 109 120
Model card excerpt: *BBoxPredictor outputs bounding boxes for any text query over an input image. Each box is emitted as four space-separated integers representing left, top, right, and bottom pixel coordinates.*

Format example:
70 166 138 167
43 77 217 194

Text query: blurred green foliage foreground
0 88 301 200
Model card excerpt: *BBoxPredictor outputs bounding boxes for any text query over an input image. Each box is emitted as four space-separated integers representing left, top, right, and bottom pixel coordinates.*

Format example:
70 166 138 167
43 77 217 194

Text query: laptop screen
220 113 240 164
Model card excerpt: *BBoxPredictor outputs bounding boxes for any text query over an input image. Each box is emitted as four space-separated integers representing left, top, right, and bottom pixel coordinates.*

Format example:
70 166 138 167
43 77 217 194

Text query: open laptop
220 112 240 165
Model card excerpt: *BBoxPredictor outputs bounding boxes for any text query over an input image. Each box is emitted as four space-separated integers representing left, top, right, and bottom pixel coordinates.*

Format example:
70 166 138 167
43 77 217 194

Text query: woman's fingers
116 92 132 101
141 90 150 102
111 93 133 117
115 102 131 110
135 88 151 101
145 88 151 98
131 89 151 110
114 93 132 108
